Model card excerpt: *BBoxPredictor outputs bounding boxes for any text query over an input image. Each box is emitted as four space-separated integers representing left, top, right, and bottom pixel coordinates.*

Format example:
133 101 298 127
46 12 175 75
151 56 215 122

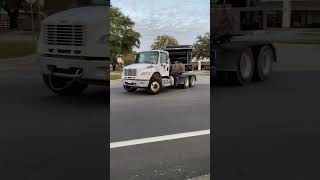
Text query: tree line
111 6 210 66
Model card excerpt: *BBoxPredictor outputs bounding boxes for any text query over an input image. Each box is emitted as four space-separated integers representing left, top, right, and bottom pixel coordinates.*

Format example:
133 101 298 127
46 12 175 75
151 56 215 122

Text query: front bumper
122 79 149 88
39 55 108 83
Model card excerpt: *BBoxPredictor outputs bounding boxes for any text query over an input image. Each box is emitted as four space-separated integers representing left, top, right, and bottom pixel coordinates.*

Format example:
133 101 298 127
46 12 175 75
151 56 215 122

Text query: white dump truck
38 0 109 95
122 45 197 95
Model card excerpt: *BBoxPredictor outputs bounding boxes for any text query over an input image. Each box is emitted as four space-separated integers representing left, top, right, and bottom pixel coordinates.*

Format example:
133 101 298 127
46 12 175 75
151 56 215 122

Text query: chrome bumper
122 79 149 88
39 55 108 82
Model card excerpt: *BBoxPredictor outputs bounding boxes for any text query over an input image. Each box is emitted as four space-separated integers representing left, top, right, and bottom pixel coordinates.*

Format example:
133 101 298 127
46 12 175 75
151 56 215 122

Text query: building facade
213 0 320 33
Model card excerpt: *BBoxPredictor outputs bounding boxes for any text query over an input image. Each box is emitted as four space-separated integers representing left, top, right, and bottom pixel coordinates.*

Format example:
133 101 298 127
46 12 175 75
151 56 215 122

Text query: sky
111 0 210 51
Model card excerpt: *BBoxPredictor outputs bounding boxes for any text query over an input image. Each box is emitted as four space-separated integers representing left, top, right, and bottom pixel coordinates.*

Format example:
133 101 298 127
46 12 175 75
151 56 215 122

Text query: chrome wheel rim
151 81 160 92
240 54 252 79
262 52 272 75
190 77 195 86
185 78 189 87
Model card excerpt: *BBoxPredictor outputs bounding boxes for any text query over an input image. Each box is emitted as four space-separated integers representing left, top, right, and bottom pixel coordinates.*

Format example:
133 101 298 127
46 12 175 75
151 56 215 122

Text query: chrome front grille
44 24 86 46
125 69 136 76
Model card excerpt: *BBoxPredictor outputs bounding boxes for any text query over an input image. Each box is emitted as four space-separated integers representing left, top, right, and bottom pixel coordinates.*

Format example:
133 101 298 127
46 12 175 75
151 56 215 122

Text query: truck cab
122 45 197 95
38 0 109 95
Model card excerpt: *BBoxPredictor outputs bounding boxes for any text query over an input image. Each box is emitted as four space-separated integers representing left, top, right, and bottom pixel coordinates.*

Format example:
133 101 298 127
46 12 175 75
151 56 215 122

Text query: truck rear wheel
147 77 162 95
43 75 87 96
180 77 190 89
234 48 254 85
254 46 274 81
189 76 196 87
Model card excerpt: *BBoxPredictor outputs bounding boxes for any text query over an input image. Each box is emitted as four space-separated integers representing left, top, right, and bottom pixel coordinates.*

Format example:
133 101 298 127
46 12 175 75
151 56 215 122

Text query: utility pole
26 0 37 46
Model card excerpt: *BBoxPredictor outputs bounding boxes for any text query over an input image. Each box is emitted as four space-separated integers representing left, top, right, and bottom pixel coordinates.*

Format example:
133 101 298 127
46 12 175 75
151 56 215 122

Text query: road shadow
114 84 210 97
39 86 109 108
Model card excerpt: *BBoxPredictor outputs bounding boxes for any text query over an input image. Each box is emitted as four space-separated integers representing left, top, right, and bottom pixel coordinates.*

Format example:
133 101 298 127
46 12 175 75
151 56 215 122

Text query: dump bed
163 45 193 72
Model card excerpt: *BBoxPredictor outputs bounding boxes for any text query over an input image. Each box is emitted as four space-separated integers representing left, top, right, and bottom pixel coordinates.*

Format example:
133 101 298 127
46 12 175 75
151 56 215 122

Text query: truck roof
138 50 167 53
163 45 193 51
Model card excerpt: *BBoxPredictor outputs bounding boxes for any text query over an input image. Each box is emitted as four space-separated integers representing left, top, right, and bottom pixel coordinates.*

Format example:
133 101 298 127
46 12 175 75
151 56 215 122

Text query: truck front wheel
43 75 87 96
147 77 162 95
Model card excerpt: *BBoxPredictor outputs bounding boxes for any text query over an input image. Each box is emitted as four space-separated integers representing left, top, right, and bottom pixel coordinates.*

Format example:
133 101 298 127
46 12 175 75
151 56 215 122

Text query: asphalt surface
110 76 210 179
2 43 319 180
213 44 320 179
0 56 210 180
0 59 108 180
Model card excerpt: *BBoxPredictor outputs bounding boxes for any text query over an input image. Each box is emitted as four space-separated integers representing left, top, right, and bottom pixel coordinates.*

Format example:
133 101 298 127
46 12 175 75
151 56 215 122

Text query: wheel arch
151 72 161 79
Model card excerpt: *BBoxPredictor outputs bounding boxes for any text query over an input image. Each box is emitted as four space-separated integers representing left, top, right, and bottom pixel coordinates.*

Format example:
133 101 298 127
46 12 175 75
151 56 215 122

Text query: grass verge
0 42 36 59
110 74 121 80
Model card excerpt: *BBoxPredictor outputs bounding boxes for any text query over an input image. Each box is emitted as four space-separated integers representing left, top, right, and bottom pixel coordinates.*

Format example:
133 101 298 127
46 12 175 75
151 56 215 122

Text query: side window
160 53 168 64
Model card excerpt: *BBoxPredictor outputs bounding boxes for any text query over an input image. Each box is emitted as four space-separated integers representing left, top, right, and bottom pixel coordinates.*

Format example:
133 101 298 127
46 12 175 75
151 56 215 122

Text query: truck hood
42 6 107 25
124 64 154 70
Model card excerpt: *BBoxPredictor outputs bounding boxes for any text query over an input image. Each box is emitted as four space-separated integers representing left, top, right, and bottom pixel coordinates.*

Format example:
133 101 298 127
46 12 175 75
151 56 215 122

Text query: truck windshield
136 51 159 64
78 0 109 6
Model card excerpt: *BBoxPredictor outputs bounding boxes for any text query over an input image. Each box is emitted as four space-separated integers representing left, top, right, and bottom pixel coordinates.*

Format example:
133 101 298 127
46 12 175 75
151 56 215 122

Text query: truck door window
160 53 168 64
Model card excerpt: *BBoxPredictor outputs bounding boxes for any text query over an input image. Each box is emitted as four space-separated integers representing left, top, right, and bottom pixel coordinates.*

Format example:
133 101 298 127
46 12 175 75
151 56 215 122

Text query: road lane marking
110 130 210 149
187 174 210 180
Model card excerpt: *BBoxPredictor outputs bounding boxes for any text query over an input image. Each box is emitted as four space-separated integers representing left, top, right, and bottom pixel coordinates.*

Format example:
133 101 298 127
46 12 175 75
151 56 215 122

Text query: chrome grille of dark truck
45 25 85 46
125 69 136 76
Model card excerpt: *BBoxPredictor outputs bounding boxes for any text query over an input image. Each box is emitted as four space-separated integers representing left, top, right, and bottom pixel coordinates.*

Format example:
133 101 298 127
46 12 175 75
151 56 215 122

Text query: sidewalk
0 55 36 71
0 31 34 43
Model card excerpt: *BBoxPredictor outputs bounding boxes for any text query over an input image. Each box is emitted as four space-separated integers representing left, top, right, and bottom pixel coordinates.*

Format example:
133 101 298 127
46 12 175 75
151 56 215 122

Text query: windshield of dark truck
136 51 159 64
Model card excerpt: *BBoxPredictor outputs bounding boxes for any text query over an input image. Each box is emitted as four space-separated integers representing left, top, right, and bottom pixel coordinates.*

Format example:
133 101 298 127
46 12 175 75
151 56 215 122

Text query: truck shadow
119 85 207 96
40 87 108 108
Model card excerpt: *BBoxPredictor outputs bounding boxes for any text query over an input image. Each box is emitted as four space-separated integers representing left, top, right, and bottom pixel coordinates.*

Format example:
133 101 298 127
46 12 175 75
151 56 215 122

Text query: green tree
151 35 178 50
123 51 137 66
193 32 210 60
111 6 141 66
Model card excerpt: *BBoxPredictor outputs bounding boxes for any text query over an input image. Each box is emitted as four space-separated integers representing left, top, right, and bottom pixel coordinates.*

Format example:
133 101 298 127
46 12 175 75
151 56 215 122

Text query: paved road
0 59 108 180
213 44 320 179
110 76 210 179
0 57 210 180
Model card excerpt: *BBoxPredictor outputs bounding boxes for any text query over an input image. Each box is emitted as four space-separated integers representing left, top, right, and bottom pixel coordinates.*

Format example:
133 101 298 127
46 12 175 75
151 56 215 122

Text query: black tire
254 46 275 81
43 75 87 96
233 48 254 85
179 77 190 89
124 86 137 92
147 76 162 95
189 76 196 87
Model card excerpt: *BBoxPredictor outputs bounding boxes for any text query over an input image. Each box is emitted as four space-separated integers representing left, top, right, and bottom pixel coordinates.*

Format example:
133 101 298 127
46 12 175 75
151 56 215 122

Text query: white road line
110 130 210 149
187 174 210 180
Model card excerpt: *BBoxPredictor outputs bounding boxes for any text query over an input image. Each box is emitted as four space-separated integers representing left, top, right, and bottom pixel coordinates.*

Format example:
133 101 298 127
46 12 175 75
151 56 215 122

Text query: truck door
160 52 170 77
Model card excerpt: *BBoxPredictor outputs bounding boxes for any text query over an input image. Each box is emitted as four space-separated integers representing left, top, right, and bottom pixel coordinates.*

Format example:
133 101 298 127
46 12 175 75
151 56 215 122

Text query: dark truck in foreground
212 34 277 85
